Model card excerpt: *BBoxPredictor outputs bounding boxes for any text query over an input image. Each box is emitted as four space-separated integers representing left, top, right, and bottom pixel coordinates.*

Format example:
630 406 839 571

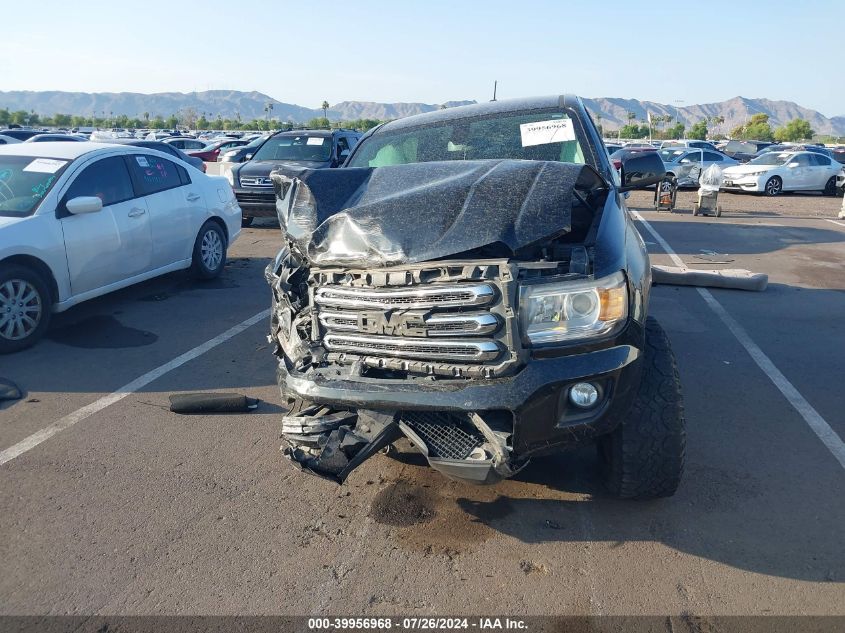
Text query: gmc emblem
358 310 427 337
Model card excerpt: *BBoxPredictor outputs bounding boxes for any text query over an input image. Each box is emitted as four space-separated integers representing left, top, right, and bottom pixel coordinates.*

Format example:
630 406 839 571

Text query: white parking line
825 219 845 228
0 309 271 466
632 210 845 471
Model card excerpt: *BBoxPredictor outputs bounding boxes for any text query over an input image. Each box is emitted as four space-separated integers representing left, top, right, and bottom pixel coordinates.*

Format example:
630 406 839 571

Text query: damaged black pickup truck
265 95 685 499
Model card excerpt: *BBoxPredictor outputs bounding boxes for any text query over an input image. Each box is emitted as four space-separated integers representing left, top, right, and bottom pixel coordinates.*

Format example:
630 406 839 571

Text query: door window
792 154 812 166
64 156 135 208
703 152 723 161
809 154 831 166
336 136 351 158
128 154 183 195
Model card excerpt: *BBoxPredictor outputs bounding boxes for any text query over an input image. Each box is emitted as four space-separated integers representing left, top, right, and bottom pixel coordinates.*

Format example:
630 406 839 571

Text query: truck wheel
0 264 53 354
599 317 686 499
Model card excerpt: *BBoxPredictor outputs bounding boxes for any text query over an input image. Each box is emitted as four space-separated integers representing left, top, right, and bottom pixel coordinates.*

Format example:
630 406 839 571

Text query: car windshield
749 152 792 166
347 110 588 168
659 149 687 162
251 135 332 162
0 155 70 217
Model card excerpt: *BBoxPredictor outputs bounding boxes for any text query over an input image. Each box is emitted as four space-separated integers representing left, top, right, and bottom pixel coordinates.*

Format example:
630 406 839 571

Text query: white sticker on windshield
23 158 67 173
306 137 325 146
135 156 150 167
520 119 576 147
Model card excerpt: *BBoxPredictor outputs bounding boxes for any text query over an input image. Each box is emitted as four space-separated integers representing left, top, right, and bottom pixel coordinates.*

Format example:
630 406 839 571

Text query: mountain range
0 90 842 135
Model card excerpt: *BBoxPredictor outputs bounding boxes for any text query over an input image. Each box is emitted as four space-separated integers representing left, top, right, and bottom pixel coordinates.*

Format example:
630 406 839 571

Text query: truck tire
599 317 685 499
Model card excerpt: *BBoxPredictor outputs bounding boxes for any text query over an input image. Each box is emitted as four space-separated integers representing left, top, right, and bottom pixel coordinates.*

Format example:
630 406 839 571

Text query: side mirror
787 162 799 168
619 152 666 192
339 149 350 161
244 153 254 161
66 196 103 215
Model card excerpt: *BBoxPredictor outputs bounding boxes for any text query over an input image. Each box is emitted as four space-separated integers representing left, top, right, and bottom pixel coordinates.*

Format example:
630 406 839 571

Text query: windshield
659 149 687 163
749 152 792 166
252 135 332 162
347 110 587 168
0 155 69 217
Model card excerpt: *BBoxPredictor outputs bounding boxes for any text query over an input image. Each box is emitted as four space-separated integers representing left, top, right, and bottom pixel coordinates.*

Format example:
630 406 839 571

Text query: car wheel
241 216 254 228
764 176 782 196
0 264 53 354
191 221 227 279
823 177 837 197
598 317 686 499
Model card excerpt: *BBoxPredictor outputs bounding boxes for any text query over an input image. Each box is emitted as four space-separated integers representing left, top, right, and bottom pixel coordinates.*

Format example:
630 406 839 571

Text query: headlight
743 170 769 177
519 271 628 345
225 168 236 186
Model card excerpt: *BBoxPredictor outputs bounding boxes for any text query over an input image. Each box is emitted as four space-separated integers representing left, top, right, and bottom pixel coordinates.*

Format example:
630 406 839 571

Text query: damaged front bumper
278 329 643 484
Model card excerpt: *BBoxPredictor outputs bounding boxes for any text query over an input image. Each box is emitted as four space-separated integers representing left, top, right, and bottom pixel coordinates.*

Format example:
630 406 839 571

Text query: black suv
266 96 684 499
230 129 361 227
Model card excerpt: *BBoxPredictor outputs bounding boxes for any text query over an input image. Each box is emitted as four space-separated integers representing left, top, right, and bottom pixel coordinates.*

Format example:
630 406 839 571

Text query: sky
1 0 843 116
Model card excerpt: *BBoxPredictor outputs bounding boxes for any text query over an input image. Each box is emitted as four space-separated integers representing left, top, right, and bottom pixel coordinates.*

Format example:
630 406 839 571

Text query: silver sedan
659 148 739 187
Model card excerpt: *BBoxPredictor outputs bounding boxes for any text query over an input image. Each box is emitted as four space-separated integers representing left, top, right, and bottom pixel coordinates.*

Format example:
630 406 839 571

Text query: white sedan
0 142 241 353
721 151 843 196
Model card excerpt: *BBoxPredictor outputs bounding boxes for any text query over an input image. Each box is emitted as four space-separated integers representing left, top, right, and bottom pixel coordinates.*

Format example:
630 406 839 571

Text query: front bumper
233 187 276 217
278 329 643 460
721 174 765 192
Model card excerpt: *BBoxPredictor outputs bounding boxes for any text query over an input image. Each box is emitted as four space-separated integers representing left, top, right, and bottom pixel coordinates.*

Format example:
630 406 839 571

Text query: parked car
0 129 43 142
658 147 739 187
163 137 207 152
267 95 684 499
660 139 719 152
721 151 842 196
106 139 207 173
609 146 657 177
0 134 22 145
189 139 249 162
218 135 270 164
721 140 773 162
25 134 85 143
831 146 845 164
0 142 241 352
604 143 623 154
229 129 361 226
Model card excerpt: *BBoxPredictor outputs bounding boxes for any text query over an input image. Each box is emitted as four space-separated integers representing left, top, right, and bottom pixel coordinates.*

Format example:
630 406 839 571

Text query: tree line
0 106 387 133
594 110 841 143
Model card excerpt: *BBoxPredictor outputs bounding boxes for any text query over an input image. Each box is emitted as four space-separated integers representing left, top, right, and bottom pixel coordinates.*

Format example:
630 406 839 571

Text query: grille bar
318 310 500 337
323 333 502 361
315 283 495 310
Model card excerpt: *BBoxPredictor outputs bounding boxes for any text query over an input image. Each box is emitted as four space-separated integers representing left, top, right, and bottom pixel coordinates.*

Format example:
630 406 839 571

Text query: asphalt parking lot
0 191 843 617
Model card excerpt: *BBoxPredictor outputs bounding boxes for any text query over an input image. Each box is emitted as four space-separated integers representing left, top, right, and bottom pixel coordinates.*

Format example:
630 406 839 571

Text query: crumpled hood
271 159 602 267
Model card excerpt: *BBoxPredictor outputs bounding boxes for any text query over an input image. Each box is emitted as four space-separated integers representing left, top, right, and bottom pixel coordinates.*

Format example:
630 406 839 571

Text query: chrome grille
239 176 273 187
314 270 512 371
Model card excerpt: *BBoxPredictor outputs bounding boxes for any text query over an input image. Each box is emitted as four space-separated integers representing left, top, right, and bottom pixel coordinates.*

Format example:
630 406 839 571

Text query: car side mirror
619 152 666 192
787 162 799 168
244 153 253 161
66 196 103 215
339 149 350 161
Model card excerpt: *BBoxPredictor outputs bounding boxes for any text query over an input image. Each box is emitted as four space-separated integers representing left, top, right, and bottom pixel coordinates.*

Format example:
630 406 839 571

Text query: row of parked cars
606 138 845 196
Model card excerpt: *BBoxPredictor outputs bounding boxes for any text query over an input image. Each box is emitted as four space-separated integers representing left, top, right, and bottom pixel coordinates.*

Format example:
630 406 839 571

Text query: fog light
569 382 599 408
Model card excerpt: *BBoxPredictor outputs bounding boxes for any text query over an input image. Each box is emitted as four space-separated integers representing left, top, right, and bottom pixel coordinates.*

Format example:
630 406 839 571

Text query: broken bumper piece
280 406 522 484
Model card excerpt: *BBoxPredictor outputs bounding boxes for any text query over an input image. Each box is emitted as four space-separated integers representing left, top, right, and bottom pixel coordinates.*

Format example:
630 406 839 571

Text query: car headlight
225 168 236 187
519 271 628 345
743 170 769 177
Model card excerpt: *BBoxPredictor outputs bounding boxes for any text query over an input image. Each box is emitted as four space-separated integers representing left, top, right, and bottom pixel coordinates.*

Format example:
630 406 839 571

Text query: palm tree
321 100 329 121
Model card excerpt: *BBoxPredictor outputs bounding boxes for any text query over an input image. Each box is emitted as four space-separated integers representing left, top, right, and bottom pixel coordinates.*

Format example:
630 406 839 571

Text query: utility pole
492 80 497 102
